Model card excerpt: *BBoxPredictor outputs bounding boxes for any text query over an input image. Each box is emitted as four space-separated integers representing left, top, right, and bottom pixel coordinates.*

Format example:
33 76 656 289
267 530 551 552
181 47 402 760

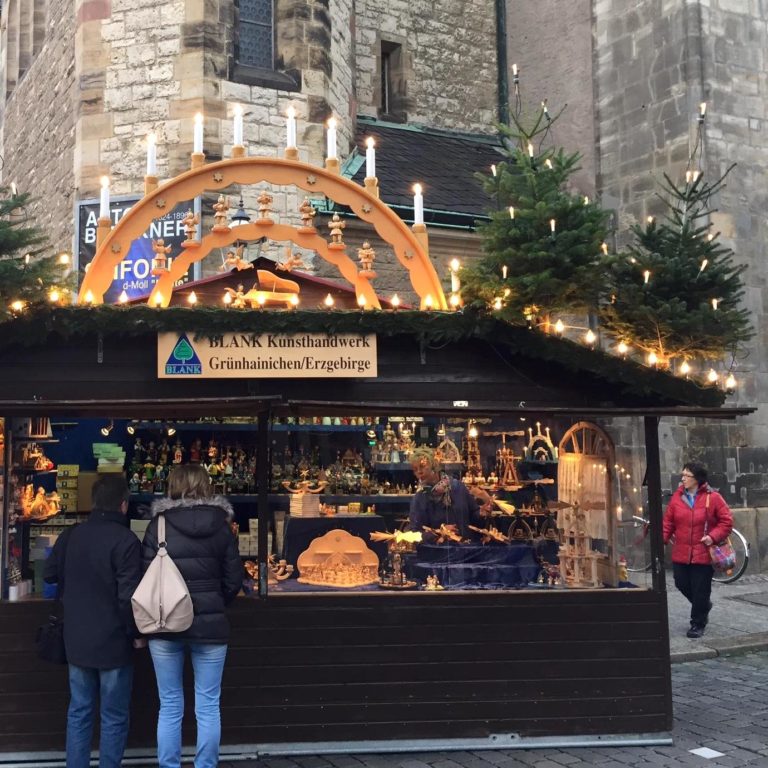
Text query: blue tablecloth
282 515 389 570
411 543 540 588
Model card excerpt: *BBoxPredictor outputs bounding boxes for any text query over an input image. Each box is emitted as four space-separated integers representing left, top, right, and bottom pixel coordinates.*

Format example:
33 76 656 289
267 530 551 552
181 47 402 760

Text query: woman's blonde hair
167 464 213 501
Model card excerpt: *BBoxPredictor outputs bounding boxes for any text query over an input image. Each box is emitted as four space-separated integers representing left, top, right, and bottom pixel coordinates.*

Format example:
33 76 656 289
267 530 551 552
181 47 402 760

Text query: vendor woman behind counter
407 447 489 542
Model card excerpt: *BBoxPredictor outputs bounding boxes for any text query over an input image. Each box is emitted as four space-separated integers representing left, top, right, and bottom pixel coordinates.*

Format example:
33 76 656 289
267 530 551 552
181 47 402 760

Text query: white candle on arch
193 113 204 154
413 183 424 225
233 105 243 146
327 117 337 159
146 133 157 175
365 137 376 178
286 106 297 149
99 176 110 219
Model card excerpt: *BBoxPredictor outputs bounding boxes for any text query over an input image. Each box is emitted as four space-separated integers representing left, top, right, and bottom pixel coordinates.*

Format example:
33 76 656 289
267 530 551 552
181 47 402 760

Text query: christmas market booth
0 306 752 761
0 139 754 763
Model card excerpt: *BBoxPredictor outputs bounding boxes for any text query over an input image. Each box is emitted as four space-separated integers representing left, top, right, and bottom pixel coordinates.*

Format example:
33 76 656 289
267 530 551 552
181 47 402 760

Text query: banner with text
76 196 196 303
157 332 378 378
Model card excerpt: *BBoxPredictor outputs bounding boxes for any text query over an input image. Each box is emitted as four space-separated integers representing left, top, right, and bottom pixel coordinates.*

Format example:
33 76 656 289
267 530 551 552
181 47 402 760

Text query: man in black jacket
44 474 142 768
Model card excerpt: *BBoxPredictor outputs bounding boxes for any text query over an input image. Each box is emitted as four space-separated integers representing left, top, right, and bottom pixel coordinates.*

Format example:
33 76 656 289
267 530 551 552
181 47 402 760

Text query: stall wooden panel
0 589 672 752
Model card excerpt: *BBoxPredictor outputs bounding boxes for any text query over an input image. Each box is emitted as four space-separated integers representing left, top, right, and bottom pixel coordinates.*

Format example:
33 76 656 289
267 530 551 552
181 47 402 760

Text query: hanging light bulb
554 319 565 335
725 373 737 392
617 341 629 356
324 293 335 308
707 368 719 384
187 291 198 305
118 290 128 304
680 360 691 377
585 329 596 345
648 351 658 366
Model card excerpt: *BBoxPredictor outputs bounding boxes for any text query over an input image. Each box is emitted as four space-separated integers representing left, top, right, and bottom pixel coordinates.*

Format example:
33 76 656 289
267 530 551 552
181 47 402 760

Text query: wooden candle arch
78 156 447 310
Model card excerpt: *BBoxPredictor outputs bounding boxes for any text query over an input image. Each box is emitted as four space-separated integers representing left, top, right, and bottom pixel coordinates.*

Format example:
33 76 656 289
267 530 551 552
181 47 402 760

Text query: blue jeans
66 663 133 768
149 639 228 768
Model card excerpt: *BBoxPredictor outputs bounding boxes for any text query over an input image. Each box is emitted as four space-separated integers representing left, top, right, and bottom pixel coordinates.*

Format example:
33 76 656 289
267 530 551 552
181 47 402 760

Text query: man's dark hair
683 461 708 485
91 475 130 511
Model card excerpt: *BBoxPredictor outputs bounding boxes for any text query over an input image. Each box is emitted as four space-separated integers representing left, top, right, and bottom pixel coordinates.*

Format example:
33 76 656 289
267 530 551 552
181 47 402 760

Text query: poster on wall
75 195 200 303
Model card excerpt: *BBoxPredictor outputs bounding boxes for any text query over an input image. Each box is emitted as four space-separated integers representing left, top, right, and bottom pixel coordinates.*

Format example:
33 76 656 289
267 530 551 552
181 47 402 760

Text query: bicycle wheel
618 516 652 573
712 527 749 584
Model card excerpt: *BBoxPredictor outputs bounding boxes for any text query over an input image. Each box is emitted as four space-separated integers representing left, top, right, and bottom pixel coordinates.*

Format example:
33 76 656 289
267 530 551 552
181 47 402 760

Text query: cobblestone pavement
224 652 768 768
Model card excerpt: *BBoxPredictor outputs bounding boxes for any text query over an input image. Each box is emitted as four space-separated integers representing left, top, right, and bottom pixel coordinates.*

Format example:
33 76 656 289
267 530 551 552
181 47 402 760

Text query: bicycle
620 515 750 584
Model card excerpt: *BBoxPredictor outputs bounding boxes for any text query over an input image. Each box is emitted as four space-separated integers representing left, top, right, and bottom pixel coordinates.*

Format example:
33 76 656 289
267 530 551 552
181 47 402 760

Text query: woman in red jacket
663 461 733 639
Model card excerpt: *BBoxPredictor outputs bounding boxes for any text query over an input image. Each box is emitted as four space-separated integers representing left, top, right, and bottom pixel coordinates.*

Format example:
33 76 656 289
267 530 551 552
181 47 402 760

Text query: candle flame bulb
707 368 718 383
10 300 24 312
550 219 556 233
223 292 232 305
117 290 128 304
601 242 609 255
492 297 502 310
49 289 60 303
490 164 497 177
187 291 197 305
648 351 658 366
712 298 719 310
508 206 515 219
424 294 434 310
643 269 651 284
617 341 629 355
686 170 692 184
545 158 553 169
256 293 266 307
680 360 691 376
707 233 714 241
324 293 335 308
449 293 460 309
357 294 367 308
290 294 299 307
58 252 71 265
584 196 589 205
450 258 460 273
469 425 478 438
527 142 534 158
366 136 374 150
647 216 654 224
725 373 736 390
512 63 518 77
100 175 109 188
154 292 163 307
391 294 400 309
287 106 296 119
554 319 564 334
327 116 337 129
699 102 707 117
585 329 596 345
502 265 508 280
84 290 94 304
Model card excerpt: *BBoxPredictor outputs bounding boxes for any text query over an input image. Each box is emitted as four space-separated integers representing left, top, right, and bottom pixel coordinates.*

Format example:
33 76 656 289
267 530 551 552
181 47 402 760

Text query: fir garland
0 305 724 407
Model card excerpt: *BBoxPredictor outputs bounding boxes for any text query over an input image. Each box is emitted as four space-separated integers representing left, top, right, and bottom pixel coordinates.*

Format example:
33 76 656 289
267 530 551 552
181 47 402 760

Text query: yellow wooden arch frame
78 157 447 309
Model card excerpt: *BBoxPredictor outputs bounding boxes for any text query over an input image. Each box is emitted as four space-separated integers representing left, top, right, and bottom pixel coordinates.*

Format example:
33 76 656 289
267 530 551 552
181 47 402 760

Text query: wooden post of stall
643 415 666 593
0 419 10 599
257 409 270 597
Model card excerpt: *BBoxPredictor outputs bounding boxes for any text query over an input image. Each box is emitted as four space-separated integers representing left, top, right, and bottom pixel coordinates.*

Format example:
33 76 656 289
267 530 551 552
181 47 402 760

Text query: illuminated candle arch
78 156 447 309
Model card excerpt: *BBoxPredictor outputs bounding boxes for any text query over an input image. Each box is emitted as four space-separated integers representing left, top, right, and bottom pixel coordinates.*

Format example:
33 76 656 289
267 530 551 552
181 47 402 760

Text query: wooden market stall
0 308 752 761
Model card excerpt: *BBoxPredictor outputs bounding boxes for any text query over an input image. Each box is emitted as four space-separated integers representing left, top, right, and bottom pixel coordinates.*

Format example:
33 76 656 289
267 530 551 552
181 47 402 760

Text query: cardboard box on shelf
56 477 79 490
57 464 80 478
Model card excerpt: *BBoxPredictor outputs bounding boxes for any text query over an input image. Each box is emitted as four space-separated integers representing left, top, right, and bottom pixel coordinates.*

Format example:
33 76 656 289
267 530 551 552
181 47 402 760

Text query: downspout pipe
495 0 510 127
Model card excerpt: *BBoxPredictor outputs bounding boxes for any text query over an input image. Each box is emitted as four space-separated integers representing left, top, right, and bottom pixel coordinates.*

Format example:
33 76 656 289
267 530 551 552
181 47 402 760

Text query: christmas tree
0 187 72 313
600 168 752 364
461 108 610 325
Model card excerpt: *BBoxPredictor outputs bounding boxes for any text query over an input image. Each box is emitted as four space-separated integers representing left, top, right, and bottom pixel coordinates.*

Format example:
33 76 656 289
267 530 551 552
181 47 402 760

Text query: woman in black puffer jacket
141 464 243 768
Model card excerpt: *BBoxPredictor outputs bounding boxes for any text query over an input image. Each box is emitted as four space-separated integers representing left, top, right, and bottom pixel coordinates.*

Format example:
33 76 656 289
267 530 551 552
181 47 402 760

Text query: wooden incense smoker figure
151 239 172 275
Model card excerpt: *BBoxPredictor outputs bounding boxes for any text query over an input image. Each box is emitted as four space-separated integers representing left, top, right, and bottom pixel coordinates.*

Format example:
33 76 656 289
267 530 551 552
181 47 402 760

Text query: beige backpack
132 514 194 634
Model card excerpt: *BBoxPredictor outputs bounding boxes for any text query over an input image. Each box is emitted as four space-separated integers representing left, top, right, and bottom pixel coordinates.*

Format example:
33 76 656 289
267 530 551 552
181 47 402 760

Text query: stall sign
157 332 378 378
76 195 197 303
